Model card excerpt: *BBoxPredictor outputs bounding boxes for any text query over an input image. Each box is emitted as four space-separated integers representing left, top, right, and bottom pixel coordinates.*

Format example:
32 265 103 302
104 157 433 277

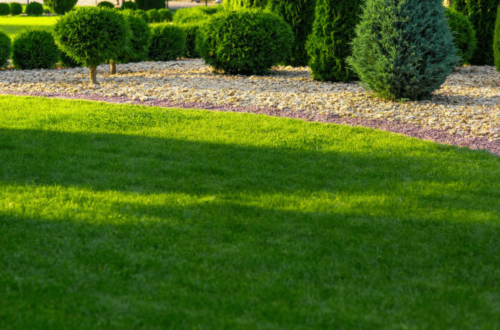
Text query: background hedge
148 24 186 61
44 0 78 15
12 29 59 70
0 31 11 68
444 7 477 65
136 0 165 11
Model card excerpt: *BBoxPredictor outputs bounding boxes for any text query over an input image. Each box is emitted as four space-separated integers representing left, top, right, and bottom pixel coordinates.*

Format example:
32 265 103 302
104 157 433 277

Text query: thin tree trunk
110 61 117 74
89 66 98 86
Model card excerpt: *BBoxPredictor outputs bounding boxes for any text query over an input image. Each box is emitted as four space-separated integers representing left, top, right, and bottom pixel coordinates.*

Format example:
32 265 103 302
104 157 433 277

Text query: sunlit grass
0 16 59 38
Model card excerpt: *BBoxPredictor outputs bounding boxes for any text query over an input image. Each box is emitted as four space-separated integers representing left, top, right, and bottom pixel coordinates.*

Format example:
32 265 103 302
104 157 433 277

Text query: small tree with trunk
54 7 130 86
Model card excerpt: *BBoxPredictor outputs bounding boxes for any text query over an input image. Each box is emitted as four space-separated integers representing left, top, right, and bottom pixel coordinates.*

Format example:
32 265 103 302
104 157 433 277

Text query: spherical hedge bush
136 0 165 11
148 24 186 61
98 1 115 8
25 2 44 16
121 1 138 10
445 8 477 65
12 29 59 69
0 31 11 68
44 0 78 15
116 10 152 63
9 2 23 15
196 9 293 75
0 3 10 15
146 9 160 22
157 8 172 22
135 9 149 22
181 23 201 58
173 6 222 24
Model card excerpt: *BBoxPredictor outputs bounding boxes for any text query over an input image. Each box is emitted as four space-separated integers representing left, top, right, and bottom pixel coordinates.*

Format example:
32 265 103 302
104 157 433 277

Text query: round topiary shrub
224 0 267 10
44 0 78 15
146 8 160 22
121 1 138 10
444 8 477 66
136 0 165 11
0 31 11 68
9 2 23 15
180 23 201 58
58 47 82 68
25 2 43 16
12 29 59 70
54 7 131 85
148 24 186 61
97 1 115 8
347 0 458 101
196 9 293 75
0 3 11 15
495 4 500 72
135 9 149 22
157 8 172 22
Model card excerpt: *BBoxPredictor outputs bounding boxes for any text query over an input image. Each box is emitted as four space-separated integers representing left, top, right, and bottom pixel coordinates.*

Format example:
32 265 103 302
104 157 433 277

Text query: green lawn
1 95 499 329
0 16 59 38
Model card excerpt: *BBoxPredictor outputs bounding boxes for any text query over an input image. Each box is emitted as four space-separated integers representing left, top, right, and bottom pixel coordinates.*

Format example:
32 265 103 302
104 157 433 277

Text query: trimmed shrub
136 0 165 11
0 3 10 15
267 0 316 67
121 1 138 10
445 7 477 65
495 4 500 72
196 9 293 75
173 6 222 24
146 9 160 22
58 47 82 68
44 0 77 14
306 0 362 82
54 7 131 85
224 0 267 10
135 9 149 22
451 0 500 65
0 31 11 68
9 2 23 15
12 29 59 70
148 24 186 61
157 8 172 22
97 1 115 8
25 2 43 16
180 23 201 58
117 10 152 63
347 0 458 101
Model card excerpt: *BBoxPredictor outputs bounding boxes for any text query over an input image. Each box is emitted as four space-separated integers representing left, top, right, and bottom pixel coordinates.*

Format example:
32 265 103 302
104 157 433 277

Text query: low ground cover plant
444 7 477 65
0 3 10 15
0 31 11 68
196 9 293 75
25 2 44 16
148 24 186 61
9 2 22 15
44 0 77 15
12 29 59 69
348 0 458 100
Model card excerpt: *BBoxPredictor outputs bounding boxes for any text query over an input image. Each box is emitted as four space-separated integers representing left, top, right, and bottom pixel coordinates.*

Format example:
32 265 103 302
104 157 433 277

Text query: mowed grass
1 95 500 329
0 16 59 38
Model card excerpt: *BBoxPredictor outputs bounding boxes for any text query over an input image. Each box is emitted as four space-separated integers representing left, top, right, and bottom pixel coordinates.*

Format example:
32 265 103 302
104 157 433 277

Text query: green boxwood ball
146 9 160 23
9 2 23 15
12 29 59 70
157 8 173 22
25 2 44 16
0 3 10 15
148 24 186 61
116 10 152 63
97 1 115 8
0 31 11 68
121 1 138 10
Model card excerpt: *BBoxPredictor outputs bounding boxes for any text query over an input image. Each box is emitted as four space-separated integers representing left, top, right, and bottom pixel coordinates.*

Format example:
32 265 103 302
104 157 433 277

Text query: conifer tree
224 0 267 10
348 0 458 101
306 0 362 82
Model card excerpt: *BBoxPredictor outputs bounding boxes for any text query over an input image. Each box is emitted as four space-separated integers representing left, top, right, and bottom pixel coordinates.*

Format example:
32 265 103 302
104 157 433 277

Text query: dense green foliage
157 8 173 22
444 7 477 65
44 0 77 14
9 2 22 15
495 4 500 72
25 2 43 16
0 31 11 68
146 8 160 22
58 47 82 68
136 0 165 10
12 29 59 69
2 95 500 329
196 9 293 75
306 0 361 82
0 3 10 15
173 6 222 24
117 10 152 63
97 1 115 8
180 23 201 58
451 0 500 65
348 0 458 100
148 24 186 61
134 9 149 22
267 0 316 67
121 1 138 10
224 0 268 10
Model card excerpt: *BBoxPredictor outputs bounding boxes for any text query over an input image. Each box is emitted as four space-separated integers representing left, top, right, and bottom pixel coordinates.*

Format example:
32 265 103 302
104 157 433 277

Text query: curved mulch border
2 91 499 157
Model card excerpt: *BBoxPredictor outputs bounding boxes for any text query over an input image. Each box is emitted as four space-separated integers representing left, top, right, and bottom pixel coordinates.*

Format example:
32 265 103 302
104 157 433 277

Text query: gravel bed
1 59 499 156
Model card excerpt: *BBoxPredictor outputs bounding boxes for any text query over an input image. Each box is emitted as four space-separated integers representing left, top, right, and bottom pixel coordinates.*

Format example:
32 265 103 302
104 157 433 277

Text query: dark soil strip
2 91 499 157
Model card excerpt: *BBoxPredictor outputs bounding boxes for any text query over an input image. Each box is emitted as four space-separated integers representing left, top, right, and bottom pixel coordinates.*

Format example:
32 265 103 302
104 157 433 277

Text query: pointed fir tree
347 0 458 101
494 4 500 72
305 0 362 82
267 0 316 67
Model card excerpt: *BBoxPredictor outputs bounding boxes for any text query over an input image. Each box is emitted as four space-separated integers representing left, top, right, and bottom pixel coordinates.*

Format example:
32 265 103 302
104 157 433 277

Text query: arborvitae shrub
157 8 172 22
135 9 149 22
58 47 82 68
121 1 138 10
0 31 11 68
44 0 78 14
148 24 186 61
180 23 201 58
9 2 23 15
173 6 222 24
54 7 131 85
12 29 59 70
118 10 152 62
147 9 160 22
0 3 10 15
196 9 293 75
306 0 362 82
444 7 477 65
451 0 500 65
348 0 458 101
267 0 316 67
224 0 267 10
136 0 165 11
97 1 115 8
25 2 43 16
494 4 500 71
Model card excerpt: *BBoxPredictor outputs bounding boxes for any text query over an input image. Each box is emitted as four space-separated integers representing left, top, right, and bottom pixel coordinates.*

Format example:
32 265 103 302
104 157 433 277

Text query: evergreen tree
347 0 458 101
267 0 316 67
494 4 500 71
306 0 362 82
